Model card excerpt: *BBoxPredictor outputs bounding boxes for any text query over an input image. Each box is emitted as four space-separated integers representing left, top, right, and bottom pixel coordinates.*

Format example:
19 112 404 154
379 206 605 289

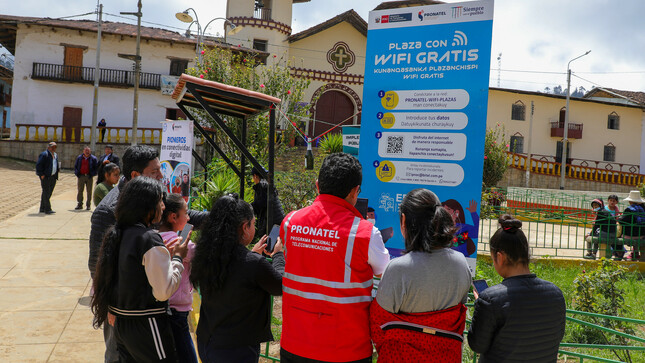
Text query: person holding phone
370 188 472 362
190 194 284 363
158 193 197 363
468 215 566 362
90 177 189 362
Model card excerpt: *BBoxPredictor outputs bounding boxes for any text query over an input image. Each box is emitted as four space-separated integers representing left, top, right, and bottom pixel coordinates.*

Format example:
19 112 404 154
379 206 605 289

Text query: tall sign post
359 1 494 271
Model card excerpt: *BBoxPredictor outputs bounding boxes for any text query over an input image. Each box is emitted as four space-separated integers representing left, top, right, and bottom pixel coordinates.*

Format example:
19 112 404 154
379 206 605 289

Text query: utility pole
90 3 103 152
560 50 591 190
525 101 534 188
121 0 142 145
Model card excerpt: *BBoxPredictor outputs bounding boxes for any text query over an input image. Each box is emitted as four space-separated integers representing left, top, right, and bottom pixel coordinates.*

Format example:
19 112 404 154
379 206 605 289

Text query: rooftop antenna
497 52 502 87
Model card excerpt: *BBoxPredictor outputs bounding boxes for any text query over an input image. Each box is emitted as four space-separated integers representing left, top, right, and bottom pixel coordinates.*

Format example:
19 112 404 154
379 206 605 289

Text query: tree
482 125 510 188
186 48 313 165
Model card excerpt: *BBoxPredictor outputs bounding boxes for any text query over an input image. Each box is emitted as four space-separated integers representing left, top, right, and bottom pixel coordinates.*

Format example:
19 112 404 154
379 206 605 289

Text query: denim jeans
169 309 198 363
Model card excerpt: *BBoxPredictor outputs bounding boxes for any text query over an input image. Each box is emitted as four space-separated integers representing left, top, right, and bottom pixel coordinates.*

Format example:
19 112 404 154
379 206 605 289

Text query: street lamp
175 9 242 63
560 50 591 190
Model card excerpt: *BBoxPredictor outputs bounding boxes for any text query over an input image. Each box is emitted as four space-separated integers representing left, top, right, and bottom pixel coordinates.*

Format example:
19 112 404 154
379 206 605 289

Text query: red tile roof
288 10 366 43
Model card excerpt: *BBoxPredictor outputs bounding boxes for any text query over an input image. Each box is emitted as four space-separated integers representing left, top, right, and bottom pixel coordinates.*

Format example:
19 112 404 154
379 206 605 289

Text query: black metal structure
172 74 280 235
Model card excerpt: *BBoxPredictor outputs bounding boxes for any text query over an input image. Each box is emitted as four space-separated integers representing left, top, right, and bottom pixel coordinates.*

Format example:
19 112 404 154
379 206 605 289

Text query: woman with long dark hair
468 215 566 362
371 188 472 362
191 194 284 363
91 177 188 362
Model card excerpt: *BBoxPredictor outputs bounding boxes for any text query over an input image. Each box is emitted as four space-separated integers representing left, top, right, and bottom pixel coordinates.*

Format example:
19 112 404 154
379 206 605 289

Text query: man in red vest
280 153 390 362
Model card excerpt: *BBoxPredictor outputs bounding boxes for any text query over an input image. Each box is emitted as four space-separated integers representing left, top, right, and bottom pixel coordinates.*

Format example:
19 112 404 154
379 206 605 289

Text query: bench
589 236 645 260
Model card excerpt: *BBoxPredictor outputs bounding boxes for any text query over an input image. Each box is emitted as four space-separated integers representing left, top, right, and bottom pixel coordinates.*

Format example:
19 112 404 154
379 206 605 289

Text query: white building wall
11 24 197 138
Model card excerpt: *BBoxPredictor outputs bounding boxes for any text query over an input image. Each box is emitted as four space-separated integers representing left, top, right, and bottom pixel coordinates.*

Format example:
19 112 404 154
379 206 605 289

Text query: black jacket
467 274 566 363
618 204 645 237
251 180 286 237
99 153 120 167
593 209 617 236
196 245 284 348
88 177 210 278
36 150 59 179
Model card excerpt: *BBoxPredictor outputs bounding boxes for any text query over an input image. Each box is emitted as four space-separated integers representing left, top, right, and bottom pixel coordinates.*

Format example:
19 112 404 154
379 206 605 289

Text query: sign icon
381 91 399 110
452 30 468 46
376 160 396 182
380 113 395 129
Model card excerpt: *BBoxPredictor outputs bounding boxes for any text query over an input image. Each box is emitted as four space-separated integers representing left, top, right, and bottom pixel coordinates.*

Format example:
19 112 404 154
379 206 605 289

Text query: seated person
585 198 617 260
618 191 645 262
468 215 566 362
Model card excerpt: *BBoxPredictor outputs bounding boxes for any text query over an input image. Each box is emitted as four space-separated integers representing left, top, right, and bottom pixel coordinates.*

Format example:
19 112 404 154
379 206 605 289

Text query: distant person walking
74 146 99 210
36 142 59 214
98 118 107 143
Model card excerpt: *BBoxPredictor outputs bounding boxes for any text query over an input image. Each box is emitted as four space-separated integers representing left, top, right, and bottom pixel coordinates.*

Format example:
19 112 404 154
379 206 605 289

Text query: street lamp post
560 50 591 190
175 9 242 63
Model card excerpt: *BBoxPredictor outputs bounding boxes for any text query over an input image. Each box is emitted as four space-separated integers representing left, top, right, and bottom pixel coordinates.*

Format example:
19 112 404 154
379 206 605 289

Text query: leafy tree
186 48 313 166
482 125 510 188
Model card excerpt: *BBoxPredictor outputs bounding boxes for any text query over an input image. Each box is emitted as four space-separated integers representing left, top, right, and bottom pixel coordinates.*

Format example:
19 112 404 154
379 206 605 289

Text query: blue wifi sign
359 0 494 271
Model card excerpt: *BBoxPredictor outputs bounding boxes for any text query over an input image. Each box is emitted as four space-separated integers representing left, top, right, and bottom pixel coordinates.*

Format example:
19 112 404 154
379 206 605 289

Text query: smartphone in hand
267 224 280 253
178 223 193 242
472 279 489 295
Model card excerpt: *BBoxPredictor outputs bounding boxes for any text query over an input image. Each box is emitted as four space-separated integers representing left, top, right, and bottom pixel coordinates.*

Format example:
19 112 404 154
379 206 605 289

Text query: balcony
550 121 583 139
31 62 161 90
254 7 272 21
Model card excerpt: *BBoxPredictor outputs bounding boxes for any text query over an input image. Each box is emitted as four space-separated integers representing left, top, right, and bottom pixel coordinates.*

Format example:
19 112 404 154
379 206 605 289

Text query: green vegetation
482 126 510 188
318 133 343 154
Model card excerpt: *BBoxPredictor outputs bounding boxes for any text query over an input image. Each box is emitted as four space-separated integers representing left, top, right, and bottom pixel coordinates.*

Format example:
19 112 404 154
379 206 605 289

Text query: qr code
386 136 404 154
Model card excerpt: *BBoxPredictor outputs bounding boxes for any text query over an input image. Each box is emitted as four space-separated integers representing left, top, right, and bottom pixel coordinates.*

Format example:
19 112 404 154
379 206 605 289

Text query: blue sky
2 0 644 93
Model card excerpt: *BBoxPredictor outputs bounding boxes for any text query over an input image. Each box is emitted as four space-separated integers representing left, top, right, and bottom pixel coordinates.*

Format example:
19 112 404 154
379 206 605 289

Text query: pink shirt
160 231 196 311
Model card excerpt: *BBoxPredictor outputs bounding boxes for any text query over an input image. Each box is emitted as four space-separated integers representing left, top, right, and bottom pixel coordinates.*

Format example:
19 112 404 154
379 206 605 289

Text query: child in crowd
605 194 621 216
93 162 120 207
585 198 618 260
158 193 198 363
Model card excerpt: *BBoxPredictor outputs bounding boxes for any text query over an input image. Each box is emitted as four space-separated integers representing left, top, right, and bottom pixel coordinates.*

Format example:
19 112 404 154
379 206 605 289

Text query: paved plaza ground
0 157 103 362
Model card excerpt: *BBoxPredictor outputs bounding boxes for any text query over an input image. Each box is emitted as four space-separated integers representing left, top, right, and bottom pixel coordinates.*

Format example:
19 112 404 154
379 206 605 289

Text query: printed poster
160 120 193 202
358 1 494 271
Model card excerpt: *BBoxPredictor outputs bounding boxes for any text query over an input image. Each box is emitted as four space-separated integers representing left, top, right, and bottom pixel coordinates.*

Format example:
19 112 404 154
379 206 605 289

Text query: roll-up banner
161 120 194 203
359 1 494 271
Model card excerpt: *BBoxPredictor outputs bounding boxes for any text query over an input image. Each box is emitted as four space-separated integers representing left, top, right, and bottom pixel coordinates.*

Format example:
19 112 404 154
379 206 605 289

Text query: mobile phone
355 198 369 219
267 224 280 252
472 279 489 294
178 223 193 242
380 227 394 243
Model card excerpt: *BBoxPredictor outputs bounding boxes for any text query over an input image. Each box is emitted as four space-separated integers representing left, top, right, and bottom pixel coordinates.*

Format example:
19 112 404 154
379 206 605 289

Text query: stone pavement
0 159 102 362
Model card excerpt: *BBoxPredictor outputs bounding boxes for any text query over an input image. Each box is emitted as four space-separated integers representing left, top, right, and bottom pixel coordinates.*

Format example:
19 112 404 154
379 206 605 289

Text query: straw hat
623 190 645 203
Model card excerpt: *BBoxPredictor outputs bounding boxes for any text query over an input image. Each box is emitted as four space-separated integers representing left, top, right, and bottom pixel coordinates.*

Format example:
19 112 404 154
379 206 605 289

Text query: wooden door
63 107 82 142
312 90 355 138
64 47 84 81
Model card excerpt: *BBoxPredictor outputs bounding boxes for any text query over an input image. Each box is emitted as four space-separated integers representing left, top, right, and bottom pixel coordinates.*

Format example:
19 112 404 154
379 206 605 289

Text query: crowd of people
59 144 570 362
585 191 645 261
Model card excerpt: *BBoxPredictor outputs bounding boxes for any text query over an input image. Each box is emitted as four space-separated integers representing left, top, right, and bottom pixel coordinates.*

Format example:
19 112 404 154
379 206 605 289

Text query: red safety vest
280 194 375 362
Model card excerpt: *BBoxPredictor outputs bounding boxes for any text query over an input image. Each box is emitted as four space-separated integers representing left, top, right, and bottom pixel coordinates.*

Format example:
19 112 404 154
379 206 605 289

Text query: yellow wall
487 89 644 167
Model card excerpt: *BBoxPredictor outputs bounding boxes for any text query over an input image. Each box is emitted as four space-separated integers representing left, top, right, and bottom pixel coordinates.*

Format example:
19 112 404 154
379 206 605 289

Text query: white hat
623 190 645 203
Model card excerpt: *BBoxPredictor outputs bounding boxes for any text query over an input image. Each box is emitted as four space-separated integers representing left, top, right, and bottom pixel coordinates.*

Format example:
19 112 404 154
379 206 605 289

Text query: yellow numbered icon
376 161 396 182
380 113 396 129
381 91 399 110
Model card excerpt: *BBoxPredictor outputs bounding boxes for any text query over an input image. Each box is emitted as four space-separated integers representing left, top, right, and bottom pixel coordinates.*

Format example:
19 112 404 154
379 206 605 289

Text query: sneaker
45 210 56 214
584 252 596 260
75 204 83 210
86 206 91 210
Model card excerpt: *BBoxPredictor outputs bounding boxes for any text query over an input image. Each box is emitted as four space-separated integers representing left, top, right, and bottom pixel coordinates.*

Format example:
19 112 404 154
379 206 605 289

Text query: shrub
572 258 637 362
318 133 343 154
482 126 510 188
